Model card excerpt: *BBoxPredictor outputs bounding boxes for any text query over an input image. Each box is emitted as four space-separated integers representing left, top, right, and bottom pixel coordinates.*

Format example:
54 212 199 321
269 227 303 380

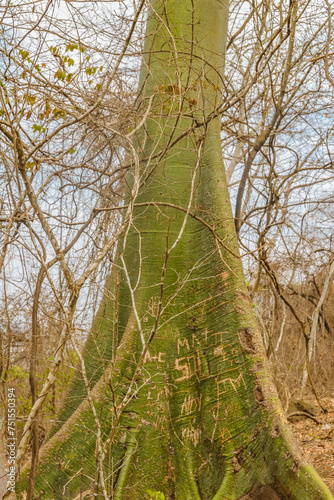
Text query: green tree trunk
20 1 333 498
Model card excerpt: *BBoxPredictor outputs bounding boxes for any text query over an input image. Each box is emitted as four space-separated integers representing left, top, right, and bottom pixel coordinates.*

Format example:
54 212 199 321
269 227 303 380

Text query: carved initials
216 373 246 396
177 338 190 354
174 357 190 382
181 394 202 416
174 352 202 382
143 350 166 364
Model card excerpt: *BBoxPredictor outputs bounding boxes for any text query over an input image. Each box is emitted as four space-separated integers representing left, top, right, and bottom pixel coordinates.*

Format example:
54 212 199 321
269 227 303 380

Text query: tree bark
18 1 333 499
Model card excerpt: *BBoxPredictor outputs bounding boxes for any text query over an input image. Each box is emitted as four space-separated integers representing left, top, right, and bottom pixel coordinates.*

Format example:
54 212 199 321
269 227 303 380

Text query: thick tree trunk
19 1 333 499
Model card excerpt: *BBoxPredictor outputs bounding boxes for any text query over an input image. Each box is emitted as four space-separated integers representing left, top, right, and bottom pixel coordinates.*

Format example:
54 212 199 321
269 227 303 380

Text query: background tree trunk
18 0 333 498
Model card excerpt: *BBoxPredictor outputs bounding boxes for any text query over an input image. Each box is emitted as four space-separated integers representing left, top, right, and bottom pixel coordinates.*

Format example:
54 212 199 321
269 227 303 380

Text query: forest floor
289 397 334 494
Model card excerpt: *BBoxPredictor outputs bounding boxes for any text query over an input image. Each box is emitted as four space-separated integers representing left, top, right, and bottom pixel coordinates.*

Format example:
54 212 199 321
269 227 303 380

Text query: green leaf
68 148 76 154
31 124 45 134
26 161 35 170
19 49 29 60
65 43 77 52
27 95 36 106
68 43 78 51
86 67 96 75
54 70 66 81
52 108 65 118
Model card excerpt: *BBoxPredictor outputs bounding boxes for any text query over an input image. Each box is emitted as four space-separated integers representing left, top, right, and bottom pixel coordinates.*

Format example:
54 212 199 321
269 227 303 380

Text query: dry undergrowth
289 397 334 494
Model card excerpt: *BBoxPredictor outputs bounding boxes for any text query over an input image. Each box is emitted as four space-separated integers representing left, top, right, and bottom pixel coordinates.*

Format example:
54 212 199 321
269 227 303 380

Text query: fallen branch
287 411 320 425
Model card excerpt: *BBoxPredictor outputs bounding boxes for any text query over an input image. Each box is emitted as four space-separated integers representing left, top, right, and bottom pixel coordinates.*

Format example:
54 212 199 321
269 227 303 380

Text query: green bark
19 1 333 499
